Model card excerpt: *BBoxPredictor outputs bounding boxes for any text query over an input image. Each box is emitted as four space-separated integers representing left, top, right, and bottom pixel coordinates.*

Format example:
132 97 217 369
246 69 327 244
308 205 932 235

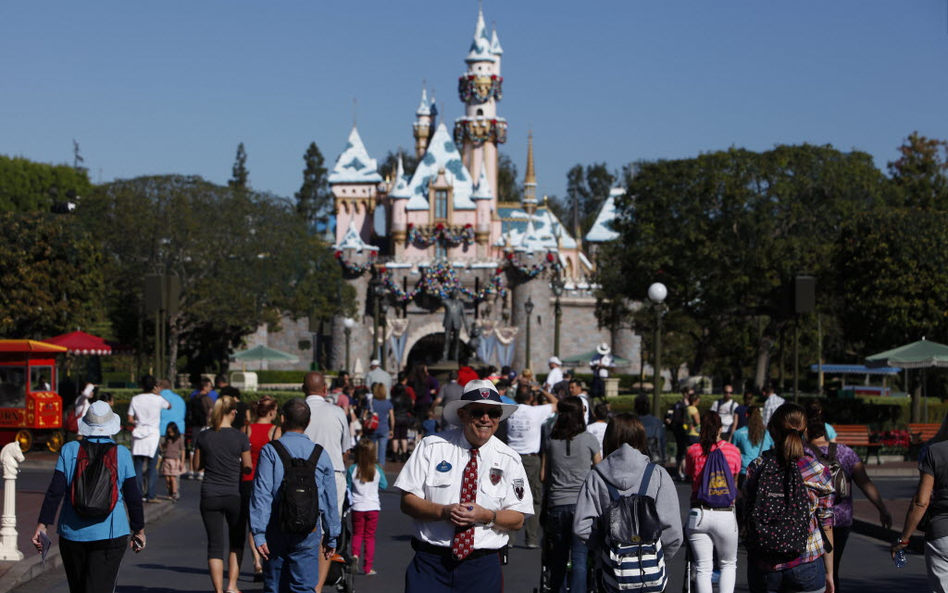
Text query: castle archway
401 320 471 371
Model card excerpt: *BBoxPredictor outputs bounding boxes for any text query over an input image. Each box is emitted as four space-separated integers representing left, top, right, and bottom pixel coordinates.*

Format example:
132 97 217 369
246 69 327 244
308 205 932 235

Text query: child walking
347 438 387 576
160 423 185 500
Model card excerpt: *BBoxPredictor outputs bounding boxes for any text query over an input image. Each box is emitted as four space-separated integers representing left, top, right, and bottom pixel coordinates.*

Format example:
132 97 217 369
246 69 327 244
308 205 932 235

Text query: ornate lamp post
524 296 535 370
648 282 667 418
343 317 355 373
370 275 387 370
551 274 565 358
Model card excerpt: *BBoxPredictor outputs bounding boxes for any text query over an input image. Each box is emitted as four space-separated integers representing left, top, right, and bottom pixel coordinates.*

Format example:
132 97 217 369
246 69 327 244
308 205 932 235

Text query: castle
253 8 641 377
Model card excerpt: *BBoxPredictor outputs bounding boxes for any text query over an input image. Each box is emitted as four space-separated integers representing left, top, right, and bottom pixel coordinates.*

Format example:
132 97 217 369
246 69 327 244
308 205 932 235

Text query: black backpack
71 440 119 518
810 442 850 499
744 452 810 564
271 440 323 534
670 401 688 433
187 393 210 427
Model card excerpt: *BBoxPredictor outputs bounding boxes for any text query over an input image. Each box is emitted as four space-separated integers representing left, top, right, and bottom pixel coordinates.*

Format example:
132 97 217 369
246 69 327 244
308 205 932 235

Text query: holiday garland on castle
334 249 377 275
505 251 561 280
379 262 507 304
458 74 503 104
407 222 475 247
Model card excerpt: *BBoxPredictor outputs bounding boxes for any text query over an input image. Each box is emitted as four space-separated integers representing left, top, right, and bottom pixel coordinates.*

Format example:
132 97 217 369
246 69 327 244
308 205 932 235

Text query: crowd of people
29 359 948 593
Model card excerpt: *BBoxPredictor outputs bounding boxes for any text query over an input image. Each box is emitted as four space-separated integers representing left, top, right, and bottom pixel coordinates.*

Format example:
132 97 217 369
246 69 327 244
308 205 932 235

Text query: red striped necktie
452 447 479 560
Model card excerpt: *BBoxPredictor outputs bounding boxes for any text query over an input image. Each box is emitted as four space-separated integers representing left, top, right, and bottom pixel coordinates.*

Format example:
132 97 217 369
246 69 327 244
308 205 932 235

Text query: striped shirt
746 450 835 571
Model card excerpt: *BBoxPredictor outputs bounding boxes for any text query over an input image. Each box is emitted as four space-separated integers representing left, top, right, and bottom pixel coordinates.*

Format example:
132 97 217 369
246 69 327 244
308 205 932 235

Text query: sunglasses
465 406 503 419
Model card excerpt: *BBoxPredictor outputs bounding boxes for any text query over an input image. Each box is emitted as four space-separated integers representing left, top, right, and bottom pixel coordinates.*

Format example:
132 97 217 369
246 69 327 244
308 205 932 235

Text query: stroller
326 493 357 593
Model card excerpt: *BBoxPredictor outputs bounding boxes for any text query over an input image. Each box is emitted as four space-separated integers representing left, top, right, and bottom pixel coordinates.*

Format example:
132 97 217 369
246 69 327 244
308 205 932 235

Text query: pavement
0 453 929 592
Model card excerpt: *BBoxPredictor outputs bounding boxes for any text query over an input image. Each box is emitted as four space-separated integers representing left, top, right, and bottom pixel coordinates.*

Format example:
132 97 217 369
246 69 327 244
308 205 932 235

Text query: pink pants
351 510 379 572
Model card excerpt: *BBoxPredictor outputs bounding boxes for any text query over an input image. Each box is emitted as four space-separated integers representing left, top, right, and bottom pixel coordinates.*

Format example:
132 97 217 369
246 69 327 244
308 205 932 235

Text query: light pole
648 282 667 418
343 317 355 373
524 296 534 371
551 274 565 358
370 276 386 369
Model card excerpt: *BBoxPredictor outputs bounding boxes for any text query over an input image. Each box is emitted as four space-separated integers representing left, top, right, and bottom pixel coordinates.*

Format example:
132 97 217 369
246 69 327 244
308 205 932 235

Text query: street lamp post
524 297 535 371
343 317 355 373
648 282 667 418
551 275 565 358
371 276 386 370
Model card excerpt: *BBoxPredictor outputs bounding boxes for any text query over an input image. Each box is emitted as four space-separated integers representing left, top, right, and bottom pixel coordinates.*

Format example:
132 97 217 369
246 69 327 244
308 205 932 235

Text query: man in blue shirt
158 379 186 435
250 398 340 593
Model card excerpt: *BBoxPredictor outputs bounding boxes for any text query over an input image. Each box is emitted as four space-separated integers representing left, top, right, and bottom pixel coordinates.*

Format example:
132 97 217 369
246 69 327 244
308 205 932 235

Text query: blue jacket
159 389 187 436
250 431 340 549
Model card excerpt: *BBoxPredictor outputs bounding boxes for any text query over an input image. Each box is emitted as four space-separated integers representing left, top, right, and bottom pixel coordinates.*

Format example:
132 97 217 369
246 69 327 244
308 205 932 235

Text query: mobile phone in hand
132 534 145 552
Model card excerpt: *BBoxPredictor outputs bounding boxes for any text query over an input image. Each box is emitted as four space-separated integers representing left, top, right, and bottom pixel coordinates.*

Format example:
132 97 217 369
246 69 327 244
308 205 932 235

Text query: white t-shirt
544 367 564 391
394 428 534 549
586 422 607 453
128 392 170 457
711 398 739 432
304 395 352 473
506 404 555 454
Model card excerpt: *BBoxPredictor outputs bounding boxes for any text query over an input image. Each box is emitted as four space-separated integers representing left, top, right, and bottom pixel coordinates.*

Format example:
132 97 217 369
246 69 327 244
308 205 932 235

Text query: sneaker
196 473 204 480
364 569 377 576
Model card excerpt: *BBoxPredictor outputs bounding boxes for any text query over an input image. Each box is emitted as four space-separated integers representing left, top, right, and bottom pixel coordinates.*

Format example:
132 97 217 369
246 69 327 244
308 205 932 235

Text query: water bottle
894 548 907 568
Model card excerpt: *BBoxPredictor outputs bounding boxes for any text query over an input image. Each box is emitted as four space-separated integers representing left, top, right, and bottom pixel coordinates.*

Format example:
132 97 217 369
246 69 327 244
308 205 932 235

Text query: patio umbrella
232 344 299 368
865 338 948 422
45 330 112 355
559 350 632 367
865 338 948 369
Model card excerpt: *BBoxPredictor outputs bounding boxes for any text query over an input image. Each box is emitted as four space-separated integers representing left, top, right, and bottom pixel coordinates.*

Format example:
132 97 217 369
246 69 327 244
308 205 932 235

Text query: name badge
436 460 452 473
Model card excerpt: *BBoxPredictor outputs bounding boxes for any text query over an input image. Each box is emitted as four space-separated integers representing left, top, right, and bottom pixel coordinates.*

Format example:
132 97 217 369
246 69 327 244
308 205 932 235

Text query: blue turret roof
491 26 503 55
466 8 496 63
333 220 379 252
328 127 383 184
585 188 623 243
388 155 411 199
471 162 492 200
406 123 475 211
495 206 578 251
416 87 431 117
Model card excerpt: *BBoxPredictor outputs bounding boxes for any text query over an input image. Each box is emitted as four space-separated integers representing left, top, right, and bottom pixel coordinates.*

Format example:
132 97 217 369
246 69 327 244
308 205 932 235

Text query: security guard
395 379 533 593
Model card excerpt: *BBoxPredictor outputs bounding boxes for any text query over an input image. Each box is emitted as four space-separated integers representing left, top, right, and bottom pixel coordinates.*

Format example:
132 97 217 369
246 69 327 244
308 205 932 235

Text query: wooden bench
908 423 940 444
832 424 881 463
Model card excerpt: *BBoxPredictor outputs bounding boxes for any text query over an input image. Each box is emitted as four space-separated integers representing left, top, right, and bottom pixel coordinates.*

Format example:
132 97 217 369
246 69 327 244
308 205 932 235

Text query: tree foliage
888 131 948 209
0 155 93 212
496 153 521 203
597 144 887 385
295 142 331 229
0 212 104 337
79 175 354 378
561 163 615 236
378 150 419 182
228 143 249 189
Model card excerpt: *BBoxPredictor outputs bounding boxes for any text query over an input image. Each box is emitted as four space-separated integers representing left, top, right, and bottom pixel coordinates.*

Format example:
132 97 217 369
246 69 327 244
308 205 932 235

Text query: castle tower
454 7 506 201
328 126 382 245
522 132 537 216
413 87 433 160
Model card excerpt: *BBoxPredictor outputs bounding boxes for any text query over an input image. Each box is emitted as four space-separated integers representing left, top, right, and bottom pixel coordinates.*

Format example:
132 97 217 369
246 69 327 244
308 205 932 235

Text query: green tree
79 175 354 379
496 153 521 203
837 208 948 420
597 144 887 385
888 131 948 209
295 142 331 229
0 155 93 212
0 212 104 337
378 150 419 181
563 163 615 236
228 143 249 189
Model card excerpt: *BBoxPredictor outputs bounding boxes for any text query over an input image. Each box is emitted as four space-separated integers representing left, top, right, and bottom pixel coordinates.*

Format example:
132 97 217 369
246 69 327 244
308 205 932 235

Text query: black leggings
60 535 128 593
200 495 244 561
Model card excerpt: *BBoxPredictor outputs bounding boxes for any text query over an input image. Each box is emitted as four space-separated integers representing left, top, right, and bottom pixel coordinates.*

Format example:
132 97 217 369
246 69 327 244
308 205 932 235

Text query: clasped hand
443 502 487 528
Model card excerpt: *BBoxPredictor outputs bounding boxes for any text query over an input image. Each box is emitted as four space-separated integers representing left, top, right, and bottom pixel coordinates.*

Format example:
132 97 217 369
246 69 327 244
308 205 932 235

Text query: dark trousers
545 504 588 593
134 453 158 500
833 525 851 592
520 453 542 546
405 548 503 593
60 535 128 593
200 495 244 561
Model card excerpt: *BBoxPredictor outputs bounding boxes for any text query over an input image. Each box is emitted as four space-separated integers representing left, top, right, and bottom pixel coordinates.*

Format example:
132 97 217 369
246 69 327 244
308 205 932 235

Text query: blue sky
2 1 946 203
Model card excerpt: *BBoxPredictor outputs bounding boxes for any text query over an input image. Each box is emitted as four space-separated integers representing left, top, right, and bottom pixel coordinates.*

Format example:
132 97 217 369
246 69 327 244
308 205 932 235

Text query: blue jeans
264 532 321 593
372 432 389 466
747 556 826 593
134 453 159 500
545 504 588 593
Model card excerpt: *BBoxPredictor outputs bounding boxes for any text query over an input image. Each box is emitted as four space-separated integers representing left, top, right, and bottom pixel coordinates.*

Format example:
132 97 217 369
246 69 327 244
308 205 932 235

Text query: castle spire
413 84 433 159
522 132 537 215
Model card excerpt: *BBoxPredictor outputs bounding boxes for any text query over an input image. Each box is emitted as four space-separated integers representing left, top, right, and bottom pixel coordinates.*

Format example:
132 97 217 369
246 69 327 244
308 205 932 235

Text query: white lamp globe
647 282 667 304
343 317 356 329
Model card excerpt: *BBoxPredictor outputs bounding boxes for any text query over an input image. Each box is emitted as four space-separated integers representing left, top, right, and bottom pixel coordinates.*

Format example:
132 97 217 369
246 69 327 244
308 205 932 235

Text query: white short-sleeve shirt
394 428 534 549
506 404 554 454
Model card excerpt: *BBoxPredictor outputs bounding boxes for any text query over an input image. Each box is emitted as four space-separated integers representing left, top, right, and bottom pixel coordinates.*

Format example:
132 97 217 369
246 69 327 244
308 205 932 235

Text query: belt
411 538 503 561
519 452 539 457
691 504 735 512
